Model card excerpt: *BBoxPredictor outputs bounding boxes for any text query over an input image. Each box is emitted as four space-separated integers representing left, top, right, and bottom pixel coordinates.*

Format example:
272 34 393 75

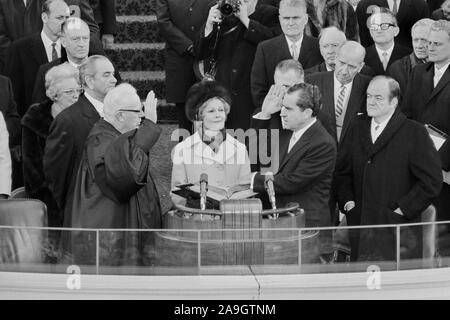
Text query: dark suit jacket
402 62 450 170
4 33 48 116
356 0 430 48
0 0 99 71
386 53 425 95
0 74 20 146
157 0 211 103
43 94 100 213
253 120 337 228
251 34 323 109
89 0 116 35
305 61 376 78
32 52 121 105
364 43 411 76
305 72 371 144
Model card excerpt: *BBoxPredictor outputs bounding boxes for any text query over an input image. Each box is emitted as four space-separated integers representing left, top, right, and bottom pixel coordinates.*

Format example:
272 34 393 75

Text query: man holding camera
197 0 281 131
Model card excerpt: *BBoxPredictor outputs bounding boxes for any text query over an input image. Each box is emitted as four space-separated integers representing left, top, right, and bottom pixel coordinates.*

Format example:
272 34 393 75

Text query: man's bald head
334 41 366 84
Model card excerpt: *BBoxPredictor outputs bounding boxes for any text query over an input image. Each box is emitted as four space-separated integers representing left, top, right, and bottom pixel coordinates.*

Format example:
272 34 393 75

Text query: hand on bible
144 90 158 123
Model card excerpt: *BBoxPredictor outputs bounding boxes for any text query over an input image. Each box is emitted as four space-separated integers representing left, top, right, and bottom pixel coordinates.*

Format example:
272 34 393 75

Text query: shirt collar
292 118 316 140
40 30 60 49
333 74 353 91
285 35 303 50
84 92 104 117
435 60 450 74
375 43 395 59
371 109 395 132
67 57 83 69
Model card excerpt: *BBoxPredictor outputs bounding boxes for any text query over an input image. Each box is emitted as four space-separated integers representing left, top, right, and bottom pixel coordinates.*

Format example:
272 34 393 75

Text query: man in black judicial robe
63 83 162 266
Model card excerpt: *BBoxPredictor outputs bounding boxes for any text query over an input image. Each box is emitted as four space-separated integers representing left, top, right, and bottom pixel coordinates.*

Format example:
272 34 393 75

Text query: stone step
117 0 156 16
105 42 165 72
115 15 162 44
121 70 166 100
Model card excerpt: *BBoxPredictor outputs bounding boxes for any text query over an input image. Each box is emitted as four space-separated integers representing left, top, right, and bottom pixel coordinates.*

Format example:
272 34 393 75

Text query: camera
217 0 241 17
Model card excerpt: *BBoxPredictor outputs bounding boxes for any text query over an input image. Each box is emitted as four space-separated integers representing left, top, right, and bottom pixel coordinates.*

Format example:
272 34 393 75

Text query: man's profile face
61 22 90 59
280 91 309 131
366 79 397 119
412 26 430 60
43 1 70 37
274 69 304 88
279 6 307 39
368 13 398 45
334 49 363 84
87 59 117 98
427 30 450 64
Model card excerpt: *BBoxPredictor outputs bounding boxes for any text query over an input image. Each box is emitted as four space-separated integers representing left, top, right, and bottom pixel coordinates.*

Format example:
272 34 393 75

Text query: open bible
172 183 257 206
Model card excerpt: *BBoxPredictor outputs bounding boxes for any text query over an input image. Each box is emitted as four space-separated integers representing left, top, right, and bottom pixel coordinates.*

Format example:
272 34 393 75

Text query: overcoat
336 110 442 260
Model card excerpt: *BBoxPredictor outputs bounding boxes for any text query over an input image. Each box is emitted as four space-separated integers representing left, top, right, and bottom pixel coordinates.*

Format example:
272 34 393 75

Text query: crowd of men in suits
0 0 449 263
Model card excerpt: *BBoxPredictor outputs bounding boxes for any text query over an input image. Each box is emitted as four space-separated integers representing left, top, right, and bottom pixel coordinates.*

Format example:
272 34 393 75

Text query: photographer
197 0 281 131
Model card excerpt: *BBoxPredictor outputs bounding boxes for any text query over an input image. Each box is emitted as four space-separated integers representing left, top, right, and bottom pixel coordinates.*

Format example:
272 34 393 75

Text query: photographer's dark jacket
197 3 281 130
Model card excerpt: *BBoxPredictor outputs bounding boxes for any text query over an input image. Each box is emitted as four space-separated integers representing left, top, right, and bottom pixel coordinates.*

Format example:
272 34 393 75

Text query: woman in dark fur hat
170 81 252 209
21 63 81 229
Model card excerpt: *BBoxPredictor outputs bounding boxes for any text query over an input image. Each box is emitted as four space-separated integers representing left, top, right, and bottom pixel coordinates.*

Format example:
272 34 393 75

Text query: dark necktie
51 42 58 61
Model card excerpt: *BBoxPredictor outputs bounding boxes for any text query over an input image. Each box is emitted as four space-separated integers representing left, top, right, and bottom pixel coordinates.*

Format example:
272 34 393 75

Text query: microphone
200 173 208 211
265 172 277 212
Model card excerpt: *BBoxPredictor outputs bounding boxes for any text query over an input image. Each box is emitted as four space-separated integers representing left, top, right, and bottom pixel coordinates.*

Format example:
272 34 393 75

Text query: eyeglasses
118 106 145 114
369 23 396 31
60 88 83 95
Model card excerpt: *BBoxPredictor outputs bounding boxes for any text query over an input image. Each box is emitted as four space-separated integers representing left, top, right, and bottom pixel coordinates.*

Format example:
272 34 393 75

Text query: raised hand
144 90 158 123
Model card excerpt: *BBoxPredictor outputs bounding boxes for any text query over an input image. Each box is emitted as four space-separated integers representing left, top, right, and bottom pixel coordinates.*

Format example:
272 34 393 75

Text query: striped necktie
336 84 346 119
291 43 298 60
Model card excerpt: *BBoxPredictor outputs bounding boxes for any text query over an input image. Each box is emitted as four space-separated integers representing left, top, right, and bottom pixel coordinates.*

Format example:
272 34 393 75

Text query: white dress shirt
250 118 317 190
41 30 61 63
375 43 395 69
0 113 11 196
288 118 317 153
285 36 303 60
387 0 401 13
84 92 105 117
434 61 450 87
371 110 395 143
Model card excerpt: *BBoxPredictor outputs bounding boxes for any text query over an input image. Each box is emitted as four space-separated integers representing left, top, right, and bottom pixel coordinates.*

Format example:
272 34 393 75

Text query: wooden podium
156 199 319 267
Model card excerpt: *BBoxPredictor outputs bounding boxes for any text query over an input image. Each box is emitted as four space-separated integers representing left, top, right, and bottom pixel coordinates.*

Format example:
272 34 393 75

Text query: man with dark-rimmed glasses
363 7 411 75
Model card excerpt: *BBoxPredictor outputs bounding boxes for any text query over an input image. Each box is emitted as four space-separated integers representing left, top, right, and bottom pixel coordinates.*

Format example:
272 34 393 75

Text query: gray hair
279 0 307 12
275 59 304 79
61 17 89 35
103 83 138 116
411 18 434 36
79 55 112 87
319 26 347 43
430 20 450 38
45 63 79 101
